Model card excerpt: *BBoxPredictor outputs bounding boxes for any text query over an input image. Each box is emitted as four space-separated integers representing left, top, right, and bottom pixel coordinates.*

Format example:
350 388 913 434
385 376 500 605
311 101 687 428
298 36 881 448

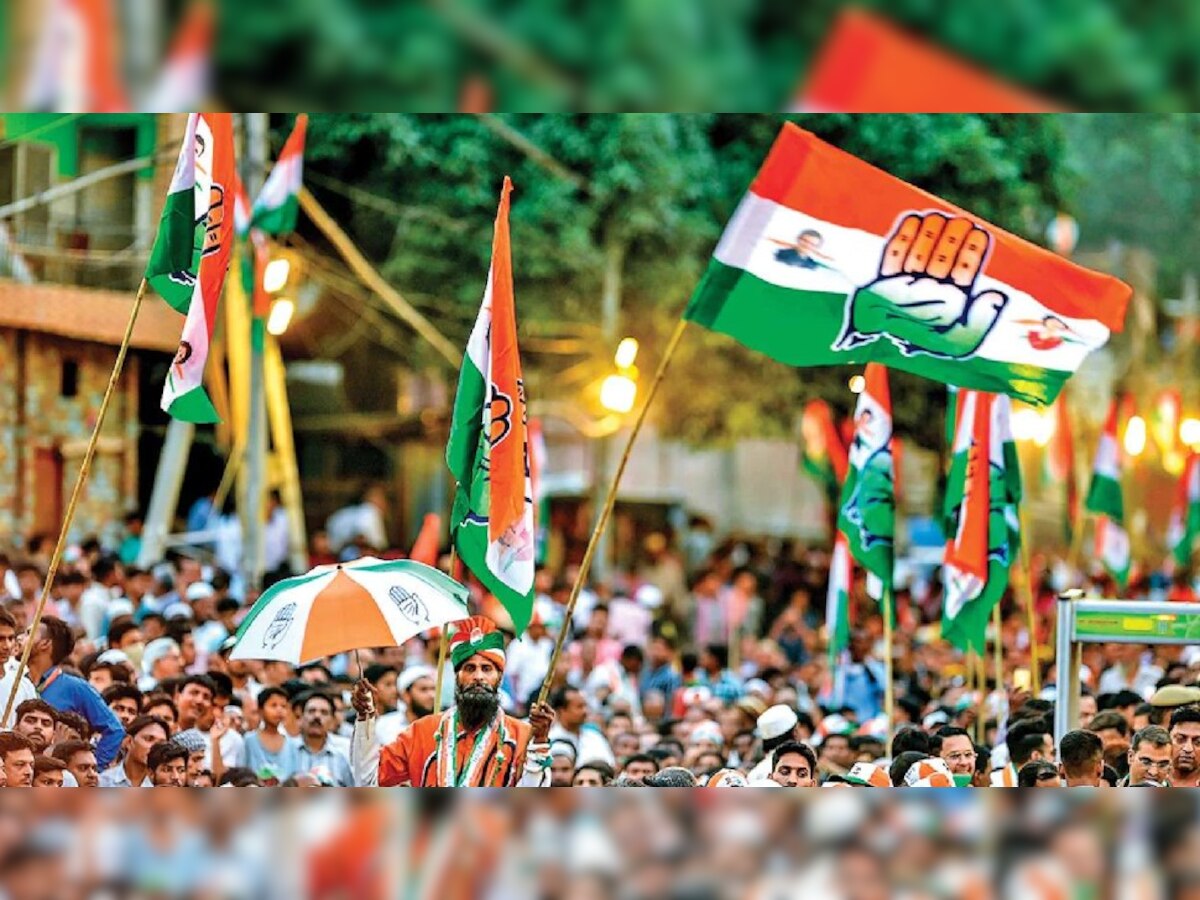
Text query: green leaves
301 113 1069 446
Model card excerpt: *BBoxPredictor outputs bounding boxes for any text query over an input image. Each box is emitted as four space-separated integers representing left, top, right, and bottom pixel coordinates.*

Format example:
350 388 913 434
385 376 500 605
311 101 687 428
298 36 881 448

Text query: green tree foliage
220 1 1200 111
300 113 1070 449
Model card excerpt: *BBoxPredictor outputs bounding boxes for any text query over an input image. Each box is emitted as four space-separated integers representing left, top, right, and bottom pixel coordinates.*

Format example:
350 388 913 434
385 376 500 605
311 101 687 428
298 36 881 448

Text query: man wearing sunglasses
1124 725 1172 787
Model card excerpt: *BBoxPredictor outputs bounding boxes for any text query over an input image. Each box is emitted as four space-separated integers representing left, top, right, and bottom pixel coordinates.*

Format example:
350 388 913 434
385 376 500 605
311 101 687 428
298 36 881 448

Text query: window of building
61 359 79 398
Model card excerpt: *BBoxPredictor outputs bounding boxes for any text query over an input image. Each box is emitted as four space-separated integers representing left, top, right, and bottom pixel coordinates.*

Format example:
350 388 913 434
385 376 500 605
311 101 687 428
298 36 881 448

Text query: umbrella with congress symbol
230 557 470 663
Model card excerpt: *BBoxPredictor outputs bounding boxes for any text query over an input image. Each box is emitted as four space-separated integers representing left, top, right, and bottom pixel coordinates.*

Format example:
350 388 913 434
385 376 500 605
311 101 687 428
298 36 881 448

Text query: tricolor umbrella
230 557 469 664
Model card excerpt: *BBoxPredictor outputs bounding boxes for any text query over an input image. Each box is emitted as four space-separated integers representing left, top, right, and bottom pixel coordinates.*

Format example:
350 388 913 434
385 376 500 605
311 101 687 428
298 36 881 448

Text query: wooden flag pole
536 318 690 708
976 650 987 746
3 279 148 725
883 584 895 745
992 601 1004 708
433 546 458 712
1018 505 1042 695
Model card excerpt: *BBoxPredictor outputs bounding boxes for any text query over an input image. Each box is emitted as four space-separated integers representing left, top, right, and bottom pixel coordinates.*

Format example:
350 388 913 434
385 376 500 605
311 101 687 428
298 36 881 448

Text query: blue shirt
828 659 886 723
39 666 124 769
294 737 354 787
641 664 681 700
700 669 744 705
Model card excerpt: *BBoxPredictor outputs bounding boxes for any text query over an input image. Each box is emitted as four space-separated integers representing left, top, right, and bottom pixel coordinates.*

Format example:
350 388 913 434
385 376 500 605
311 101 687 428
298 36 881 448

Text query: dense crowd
1 489 1198 787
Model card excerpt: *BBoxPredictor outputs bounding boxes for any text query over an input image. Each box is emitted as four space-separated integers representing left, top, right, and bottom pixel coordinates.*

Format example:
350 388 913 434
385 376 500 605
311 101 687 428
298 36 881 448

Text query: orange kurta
378 710 535 786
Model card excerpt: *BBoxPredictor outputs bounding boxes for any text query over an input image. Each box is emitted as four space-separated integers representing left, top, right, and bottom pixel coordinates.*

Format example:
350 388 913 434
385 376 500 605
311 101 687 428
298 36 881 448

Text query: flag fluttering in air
684 124 1131 405
941 391 1019 653
446 177 536 634
146 113 234 424
1170 454 1200 567
801 399 849 500
838 364 894 591
251 114 308 236
1085 400 1130 589
826 531 853 661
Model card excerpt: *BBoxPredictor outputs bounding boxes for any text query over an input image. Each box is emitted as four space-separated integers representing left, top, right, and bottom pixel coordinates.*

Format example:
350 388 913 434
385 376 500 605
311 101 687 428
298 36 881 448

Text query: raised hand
352 679 380 720
835 212 1008 359
528 702 555 743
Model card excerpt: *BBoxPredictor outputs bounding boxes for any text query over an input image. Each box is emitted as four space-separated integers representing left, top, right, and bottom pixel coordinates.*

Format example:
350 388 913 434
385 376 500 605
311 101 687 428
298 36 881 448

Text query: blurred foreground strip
0 789 1193 898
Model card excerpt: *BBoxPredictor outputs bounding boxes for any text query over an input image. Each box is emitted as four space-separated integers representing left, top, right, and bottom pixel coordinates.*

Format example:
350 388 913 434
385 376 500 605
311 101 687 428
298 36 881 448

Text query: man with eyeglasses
935 726 977 781
1170 706 1200 788
1124 725 1172 787
0 609 35 728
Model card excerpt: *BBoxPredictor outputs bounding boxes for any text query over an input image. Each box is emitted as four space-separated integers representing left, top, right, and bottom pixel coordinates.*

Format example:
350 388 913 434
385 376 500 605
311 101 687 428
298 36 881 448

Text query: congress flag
147 113 235 424
446 178 536 634
685 124 1131 405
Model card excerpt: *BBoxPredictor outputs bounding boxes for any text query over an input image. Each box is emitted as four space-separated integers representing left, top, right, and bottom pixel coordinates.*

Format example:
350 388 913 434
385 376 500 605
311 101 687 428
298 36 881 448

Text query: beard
409 698 435 719
455 683 500 730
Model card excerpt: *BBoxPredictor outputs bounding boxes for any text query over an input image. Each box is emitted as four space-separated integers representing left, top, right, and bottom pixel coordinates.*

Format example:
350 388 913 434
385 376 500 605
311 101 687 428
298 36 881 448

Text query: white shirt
202 727 247 770
548 722 615 767
326 503 387 553
0 669 37 728
79 584 114 642
263 508 290 573
505 635 555 706
1098 662 1163 700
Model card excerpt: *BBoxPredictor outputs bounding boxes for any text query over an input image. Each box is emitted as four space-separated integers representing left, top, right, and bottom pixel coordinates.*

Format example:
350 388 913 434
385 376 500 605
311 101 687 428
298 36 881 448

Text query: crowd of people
0 489 1198 788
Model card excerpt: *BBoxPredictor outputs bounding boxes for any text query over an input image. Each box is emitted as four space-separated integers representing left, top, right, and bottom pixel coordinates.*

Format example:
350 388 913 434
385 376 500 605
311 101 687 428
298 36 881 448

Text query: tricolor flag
1085 400 1130 589
143 0 213 112
1169 454 1200 567
944 392 1022 537
837 363 894 589
22 0 130 112
684 124 1131 405
251 114 308 236
941 391 1017 652
801 399 849 500
826 531 852 661
446 177 536 634
146 113 234 423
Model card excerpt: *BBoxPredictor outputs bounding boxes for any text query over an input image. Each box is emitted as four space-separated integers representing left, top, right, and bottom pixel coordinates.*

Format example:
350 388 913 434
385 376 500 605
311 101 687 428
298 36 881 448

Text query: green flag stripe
165 386 220 425
686 260 1072 405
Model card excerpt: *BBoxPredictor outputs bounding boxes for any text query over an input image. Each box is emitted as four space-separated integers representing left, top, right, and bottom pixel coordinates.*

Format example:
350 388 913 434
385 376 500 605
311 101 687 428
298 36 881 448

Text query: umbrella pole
433 547 457 712
354 648 373 742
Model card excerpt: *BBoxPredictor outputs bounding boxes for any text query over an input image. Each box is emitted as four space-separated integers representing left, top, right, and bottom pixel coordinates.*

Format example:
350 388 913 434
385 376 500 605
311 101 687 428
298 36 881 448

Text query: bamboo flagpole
1018 506 1042 694
883 584 895 742
536 318 690 707
432 547 459 712
3 279 148 725
992 601 1003 705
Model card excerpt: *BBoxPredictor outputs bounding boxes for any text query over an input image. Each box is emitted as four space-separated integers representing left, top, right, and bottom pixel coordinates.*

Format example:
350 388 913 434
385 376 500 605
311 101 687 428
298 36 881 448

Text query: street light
600 373 637 414
1182 418 1200 449
267 298 295 336
848 374 866 394
614 337 639 369
263 258 291 294
1124 415 1147 457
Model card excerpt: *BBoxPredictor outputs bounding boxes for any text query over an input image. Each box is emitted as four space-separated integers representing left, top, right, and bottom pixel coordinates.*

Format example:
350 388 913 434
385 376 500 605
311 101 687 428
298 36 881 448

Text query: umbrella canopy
231 557 469 664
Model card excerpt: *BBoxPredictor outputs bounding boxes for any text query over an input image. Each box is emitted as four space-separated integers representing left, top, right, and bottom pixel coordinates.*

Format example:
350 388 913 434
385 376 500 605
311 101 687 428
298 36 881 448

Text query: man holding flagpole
352 616 554 786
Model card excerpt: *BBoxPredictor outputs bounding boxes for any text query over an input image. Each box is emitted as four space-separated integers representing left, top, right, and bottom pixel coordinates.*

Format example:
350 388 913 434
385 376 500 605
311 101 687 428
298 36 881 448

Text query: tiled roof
0 279 181 352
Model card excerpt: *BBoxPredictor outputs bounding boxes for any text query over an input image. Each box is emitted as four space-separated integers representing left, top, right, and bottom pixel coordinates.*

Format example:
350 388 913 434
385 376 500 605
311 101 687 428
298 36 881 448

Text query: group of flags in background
145 112 308 424
137 117 1187 650
23 0 212 113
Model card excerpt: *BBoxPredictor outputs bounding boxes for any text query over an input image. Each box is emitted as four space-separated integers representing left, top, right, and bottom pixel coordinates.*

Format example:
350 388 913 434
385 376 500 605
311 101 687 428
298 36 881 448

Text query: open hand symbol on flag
834 212 1008 359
